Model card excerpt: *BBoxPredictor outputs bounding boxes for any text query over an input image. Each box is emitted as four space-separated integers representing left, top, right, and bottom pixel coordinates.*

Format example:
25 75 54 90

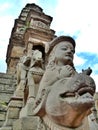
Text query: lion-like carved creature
45 73 96 129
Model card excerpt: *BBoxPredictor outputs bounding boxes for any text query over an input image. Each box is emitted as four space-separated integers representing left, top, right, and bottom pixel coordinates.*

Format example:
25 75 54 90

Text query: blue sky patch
75 52 98 74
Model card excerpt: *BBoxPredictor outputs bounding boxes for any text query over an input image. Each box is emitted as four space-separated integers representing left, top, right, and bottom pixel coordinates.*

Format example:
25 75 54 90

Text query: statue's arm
23 56 31 66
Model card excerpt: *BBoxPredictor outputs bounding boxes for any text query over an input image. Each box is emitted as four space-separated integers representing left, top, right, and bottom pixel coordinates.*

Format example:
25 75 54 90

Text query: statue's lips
64 54 73 59
60 86 94 98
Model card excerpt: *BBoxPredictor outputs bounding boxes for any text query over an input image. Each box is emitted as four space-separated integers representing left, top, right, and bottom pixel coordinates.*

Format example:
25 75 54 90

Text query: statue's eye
61 47 67 50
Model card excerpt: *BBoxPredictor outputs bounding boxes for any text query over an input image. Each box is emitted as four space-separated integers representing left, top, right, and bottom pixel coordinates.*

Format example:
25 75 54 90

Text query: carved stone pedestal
0 111 6 127
0 126 12 130
19 96 36 117
0 97 23 130
13 116 46 130
19 101 34 117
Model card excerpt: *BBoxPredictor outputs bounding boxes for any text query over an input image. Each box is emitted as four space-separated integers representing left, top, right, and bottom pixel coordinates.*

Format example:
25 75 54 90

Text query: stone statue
19 49 45 117
32 36 97 130
93 92 98 123
26 49 44 104
14 49 31 98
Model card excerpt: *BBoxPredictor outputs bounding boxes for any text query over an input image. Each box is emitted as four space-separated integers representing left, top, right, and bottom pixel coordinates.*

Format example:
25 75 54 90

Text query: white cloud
51 0 98 54
75 26 98 53
74 54 86 66
50 0 98 91
0 2 11 13
0 15 14 39
20 0 38 7
0 15 15 61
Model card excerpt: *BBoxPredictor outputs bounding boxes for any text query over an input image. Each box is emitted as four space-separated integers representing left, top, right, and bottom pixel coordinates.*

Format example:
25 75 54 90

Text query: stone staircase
0 73 16 127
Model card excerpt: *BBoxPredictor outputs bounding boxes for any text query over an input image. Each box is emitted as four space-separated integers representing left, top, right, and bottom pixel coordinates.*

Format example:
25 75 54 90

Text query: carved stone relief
30 19 49 30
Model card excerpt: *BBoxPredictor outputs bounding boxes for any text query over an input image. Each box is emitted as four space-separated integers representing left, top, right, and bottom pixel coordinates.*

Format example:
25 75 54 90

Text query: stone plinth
0 111 6 127
19 101 34 117
13 116 46 130
0 127 12 130
0 97 23 130
0 73 16 127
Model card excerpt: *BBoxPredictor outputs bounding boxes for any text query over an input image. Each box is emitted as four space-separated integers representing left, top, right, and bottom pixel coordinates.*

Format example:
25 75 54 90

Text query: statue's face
33 50 42 61
54 41 75 65
45 74 95 128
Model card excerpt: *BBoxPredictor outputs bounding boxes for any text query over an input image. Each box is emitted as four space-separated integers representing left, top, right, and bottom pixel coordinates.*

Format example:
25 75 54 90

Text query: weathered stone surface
0 126 12 130
31 36 97 130
0 112 6 127
5 108 20 119
8 98 23 108
0 73 16 103
6 3 55 74
0 122 4 128
0 98 23 129
0 3 55 129
0 73 16 127
20 102 34 117
0 113 6 121
0 3 98 130
13 116 46 130
3 119 16 127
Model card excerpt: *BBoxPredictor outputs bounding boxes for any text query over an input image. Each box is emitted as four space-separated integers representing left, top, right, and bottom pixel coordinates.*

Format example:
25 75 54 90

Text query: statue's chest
30 67 44 83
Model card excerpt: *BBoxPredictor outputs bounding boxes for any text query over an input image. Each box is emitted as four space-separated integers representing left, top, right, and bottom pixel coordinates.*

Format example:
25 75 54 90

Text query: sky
0 0 98 91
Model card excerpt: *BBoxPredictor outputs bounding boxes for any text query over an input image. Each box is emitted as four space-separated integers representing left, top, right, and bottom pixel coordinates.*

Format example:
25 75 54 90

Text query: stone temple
0 3 98 130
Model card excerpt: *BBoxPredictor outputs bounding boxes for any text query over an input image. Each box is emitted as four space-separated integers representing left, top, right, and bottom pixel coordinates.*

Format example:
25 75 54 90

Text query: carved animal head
45 73 96 128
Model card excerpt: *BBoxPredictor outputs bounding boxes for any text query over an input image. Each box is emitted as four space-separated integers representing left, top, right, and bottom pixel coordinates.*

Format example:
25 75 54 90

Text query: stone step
0 72 16 103
0 127 12 130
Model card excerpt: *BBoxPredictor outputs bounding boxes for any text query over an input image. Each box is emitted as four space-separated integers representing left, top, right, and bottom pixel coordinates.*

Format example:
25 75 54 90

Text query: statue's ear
45 43 50 53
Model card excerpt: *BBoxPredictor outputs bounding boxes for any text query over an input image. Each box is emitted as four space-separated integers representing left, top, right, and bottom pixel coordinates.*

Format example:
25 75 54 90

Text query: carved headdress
47 35 76 55
45 36 76 68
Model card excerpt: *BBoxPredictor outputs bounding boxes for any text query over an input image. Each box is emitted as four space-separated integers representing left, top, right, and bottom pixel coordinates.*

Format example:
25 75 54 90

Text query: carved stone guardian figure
27 49 44 104
14 49 31 98
32 36 97 130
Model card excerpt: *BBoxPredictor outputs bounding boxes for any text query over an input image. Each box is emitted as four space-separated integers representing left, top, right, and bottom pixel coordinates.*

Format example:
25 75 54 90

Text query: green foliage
26 21 30 28
19 21 30 32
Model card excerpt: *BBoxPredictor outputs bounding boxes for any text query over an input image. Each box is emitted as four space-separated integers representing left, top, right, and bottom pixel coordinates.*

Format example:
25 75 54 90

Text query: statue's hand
23 56 31 66
59 65 75 78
